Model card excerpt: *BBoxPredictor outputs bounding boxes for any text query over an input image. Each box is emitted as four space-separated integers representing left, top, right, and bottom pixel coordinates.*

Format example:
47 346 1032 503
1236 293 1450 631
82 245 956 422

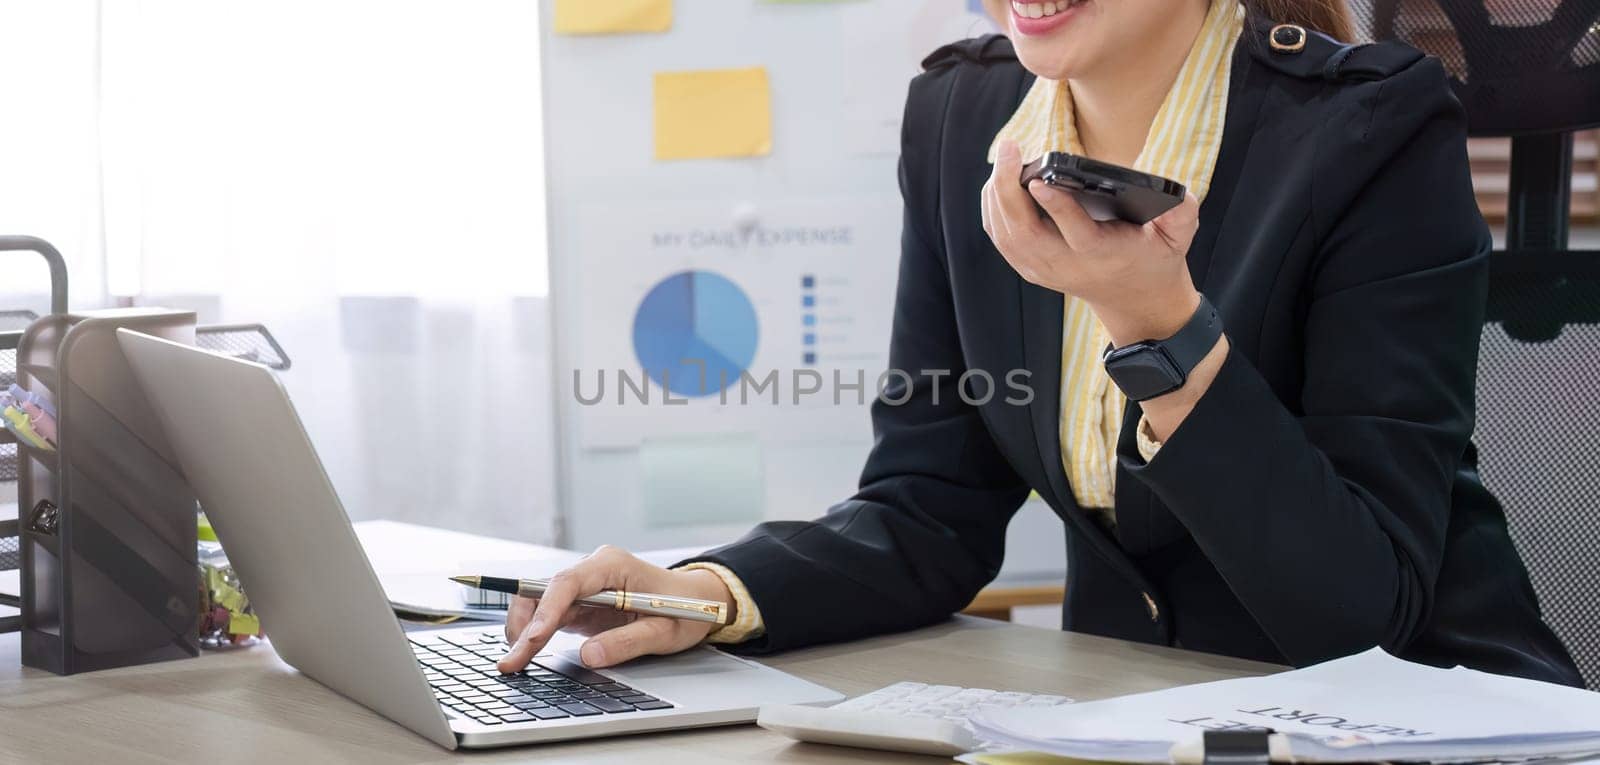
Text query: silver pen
449 574 729 625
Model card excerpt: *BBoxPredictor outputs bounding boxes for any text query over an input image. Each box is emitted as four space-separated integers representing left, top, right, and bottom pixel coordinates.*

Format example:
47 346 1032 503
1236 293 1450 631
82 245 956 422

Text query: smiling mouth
1011 0 1085 19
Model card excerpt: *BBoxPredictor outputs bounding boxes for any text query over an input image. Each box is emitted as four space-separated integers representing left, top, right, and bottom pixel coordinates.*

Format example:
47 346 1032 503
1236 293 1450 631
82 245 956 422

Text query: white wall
0 1 561 545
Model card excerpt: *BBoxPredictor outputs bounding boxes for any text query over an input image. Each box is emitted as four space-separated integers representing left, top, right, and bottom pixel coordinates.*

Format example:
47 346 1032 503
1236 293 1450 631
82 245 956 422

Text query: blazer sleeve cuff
1118 345 1295 506
672 562 766 644
673 531 830 655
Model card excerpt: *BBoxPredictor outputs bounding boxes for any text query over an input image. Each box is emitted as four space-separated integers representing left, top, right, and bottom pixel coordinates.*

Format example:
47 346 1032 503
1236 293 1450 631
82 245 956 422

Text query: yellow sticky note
554 0 671 35
228 612 260 636
654 67 772 160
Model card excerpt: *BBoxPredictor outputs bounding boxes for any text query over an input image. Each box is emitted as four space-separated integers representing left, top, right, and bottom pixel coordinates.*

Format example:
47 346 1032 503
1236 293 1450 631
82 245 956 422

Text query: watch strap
1162 295 1222 372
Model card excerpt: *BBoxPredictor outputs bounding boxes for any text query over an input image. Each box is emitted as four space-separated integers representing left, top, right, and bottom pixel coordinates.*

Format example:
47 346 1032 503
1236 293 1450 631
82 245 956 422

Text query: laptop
117 329 843 749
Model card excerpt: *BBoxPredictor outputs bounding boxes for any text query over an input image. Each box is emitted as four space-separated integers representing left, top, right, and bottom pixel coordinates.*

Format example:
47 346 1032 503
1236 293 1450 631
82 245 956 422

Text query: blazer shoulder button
1268 24 1306 54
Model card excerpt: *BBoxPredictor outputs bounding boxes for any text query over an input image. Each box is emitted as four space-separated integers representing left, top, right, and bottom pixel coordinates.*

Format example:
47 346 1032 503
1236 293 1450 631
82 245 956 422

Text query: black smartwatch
1102 295 1223 402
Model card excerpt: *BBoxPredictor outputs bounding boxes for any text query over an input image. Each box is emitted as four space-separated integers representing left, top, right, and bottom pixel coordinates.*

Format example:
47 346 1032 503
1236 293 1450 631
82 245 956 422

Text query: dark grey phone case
1020 151 1186 224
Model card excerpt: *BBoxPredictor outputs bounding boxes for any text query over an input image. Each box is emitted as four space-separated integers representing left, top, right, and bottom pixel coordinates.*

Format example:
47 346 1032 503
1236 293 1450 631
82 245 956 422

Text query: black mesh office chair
1348 0 1600 689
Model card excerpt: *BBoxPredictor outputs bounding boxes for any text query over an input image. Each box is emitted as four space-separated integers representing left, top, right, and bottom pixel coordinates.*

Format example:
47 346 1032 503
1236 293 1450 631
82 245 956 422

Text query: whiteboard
541 0 1064 588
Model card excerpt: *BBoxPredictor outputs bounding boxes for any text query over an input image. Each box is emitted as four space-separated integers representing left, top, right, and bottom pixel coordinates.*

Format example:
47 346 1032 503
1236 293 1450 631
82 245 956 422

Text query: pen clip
649 598 723 619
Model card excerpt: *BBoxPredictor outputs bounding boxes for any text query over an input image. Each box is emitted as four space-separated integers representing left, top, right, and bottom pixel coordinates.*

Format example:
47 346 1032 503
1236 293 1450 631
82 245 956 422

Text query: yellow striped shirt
989 0 1244 513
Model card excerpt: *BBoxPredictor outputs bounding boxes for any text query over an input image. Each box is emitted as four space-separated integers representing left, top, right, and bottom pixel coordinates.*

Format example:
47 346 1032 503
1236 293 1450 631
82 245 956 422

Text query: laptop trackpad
560 647 752 680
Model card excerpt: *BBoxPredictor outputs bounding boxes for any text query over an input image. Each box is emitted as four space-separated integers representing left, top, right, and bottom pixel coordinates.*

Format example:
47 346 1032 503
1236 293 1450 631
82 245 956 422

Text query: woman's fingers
503 595 537 644
562 606 635 637
1028 179 1103 252
1150 191 1201 251
492 546 725 674
983 165 1016 243
980 179 997 239
578 617 681 668
984 144 1045 284
991 141 1043 241
498 610 548 673
496 551 615 673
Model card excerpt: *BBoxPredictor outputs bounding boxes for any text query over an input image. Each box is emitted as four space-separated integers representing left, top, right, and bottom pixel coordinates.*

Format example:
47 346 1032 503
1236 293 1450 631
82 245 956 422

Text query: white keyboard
757 681 1073 756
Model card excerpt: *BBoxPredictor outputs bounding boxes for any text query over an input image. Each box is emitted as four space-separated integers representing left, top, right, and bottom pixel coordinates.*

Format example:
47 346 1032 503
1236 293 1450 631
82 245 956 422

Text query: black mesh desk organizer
2 235 291 675
1 319 39 572
16 308 205 673
0 237 67 635
1348 0 1600 689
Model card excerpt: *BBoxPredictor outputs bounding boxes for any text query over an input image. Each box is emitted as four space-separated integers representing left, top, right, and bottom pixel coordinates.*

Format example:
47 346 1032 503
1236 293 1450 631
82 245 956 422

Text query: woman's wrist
1138 333 1228 441
677 566 739 626
1093 287 1202 349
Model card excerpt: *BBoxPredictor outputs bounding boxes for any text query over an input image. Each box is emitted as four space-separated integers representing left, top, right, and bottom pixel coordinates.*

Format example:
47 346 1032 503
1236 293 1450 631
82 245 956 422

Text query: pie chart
632 270 759 397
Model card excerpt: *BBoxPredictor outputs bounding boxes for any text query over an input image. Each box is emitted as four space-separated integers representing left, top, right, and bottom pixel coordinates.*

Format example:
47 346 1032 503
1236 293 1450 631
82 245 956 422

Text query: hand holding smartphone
1020 151 1186 225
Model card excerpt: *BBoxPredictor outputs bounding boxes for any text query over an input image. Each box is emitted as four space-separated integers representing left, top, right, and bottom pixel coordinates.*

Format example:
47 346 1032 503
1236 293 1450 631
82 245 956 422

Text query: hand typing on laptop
497 545 736 674
120 331 842 748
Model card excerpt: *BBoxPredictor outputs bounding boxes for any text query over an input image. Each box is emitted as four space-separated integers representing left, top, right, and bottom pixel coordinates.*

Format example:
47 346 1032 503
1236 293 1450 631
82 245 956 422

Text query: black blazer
687 22 1582 686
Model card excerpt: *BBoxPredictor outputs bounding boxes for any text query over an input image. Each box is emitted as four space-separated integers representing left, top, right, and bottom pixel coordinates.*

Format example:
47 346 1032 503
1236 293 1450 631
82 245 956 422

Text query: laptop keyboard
409 630 674 726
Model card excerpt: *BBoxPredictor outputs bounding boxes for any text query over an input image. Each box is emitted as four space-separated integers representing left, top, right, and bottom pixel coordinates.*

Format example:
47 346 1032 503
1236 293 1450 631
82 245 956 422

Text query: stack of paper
970 648 1600 763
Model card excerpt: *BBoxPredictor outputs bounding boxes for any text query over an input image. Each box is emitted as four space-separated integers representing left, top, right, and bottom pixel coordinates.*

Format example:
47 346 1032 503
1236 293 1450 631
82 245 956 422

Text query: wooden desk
0 521 1277 762
0 617 1277 764
962 583 1066 622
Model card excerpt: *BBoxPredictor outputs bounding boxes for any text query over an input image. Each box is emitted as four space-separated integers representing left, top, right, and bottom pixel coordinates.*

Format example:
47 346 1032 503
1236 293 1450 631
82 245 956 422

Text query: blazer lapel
1020 276 1149 569
1018 279 1072 509
1185 37 1267 291
1113 39 1268 555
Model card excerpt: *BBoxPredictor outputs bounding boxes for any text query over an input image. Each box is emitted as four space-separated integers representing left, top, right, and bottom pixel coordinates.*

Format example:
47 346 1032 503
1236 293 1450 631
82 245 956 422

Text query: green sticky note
640 434 764 528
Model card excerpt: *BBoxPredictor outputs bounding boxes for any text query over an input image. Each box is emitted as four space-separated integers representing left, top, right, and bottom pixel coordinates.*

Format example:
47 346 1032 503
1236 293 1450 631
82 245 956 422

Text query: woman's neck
1069 3 1210 166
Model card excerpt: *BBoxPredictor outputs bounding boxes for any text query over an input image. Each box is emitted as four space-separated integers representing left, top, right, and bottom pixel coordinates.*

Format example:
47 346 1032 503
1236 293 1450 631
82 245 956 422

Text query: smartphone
1019 151 1186 225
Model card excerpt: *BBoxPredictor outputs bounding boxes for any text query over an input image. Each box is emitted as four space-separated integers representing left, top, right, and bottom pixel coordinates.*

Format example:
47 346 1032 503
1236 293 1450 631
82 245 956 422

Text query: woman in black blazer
499 0 1582 686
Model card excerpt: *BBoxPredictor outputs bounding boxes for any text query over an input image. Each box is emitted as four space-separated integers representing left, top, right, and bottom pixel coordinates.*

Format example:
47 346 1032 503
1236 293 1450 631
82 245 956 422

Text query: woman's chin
1009 15 1100 80
1013 45 1093 81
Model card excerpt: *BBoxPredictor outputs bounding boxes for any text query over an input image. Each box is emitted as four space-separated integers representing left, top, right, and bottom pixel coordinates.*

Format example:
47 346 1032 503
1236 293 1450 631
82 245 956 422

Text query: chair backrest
1346 0 1600 689
1476 254 1600 690
1345 0 1600 136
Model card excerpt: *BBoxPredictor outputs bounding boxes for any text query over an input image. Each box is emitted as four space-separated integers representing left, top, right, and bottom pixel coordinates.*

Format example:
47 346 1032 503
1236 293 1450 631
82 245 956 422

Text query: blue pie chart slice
632 270 759 397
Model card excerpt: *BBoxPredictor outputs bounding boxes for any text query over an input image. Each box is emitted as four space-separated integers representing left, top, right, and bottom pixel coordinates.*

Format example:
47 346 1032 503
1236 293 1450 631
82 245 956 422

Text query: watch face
1104 344 1185 401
